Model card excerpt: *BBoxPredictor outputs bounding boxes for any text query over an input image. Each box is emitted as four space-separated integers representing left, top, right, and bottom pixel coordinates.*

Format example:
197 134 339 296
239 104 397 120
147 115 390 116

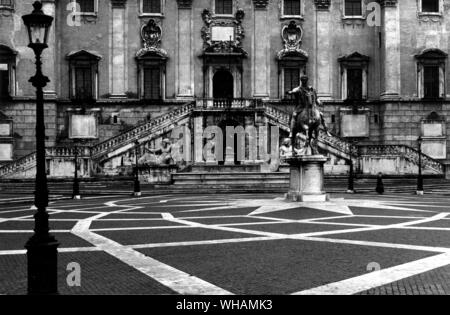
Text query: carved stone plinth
138 165 179 184
286 155 329 202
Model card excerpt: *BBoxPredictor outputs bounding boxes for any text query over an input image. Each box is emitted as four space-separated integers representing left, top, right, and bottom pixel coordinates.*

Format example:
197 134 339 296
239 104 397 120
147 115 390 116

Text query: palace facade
0 0 449 178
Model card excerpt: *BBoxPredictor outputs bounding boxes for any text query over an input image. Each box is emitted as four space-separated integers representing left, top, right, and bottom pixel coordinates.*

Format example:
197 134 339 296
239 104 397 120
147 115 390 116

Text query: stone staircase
263 104 444 175
172 165 289 192
0 102 195 178
0 101 445 180
91 102 195 162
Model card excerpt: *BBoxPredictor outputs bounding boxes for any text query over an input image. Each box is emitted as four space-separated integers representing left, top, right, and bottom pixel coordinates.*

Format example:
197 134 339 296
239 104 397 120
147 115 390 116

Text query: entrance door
213 70 234 99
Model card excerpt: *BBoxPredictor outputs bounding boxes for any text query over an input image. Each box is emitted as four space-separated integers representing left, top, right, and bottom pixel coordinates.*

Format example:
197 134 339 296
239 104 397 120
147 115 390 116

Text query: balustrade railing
196 98 263 109
360 145 444 174
0 152 37 177
91 102 195 158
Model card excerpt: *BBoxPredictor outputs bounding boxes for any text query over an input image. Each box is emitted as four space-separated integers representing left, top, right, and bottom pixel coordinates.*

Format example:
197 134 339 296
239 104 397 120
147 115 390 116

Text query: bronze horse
288 77 327 156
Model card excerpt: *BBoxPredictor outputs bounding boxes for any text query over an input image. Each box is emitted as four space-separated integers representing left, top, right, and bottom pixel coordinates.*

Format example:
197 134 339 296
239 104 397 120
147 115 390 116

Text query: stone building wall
1 0 450 165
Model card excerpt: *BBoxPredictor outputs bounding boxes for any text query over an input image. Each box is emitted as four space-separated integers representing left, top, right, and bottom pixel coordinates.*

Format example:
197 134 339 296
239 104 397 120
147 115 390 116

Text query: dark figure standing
376 173 385 195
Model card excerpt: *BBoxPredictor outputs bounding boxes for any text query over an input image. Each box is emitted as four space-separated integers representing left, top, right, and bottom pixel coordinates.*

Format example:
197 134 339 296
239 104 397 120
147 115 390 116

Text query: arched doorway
213 70 234 99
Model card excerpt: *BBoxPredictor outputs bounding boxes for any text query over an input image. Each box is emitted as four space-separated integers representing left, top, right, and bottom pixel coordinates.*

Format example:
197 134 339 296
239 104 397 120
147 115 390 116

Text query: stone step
189 164 262 173
172 172 289 185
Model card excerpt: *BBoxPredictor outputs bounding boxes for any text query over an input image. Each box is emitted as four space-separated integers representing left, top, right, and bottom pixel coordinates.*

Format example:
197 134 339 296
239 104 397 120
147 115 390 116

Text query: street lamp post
417 137 424 195
347 157 355 194
347 138 358 194
22 1 58 295
134 140 141 197
73 144 81 200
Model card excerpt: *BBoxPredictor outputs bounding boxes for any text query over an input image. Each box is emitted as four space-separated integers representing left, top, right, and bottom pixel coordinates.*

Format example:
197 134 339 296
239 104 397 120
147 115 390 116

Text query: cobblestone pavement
1 192 450 295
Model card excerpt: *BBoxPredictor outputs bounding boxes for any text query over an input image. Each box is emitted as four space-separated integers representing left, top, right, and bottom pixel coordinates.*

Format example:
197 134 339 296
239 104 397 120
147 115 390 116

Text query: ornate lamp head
22 1 53 51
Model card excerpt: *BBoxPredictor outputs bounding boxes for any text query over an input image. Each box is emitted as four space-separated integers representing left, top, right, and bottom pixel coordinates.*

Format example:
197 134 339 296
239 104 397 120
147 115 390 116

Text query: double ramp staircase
0 101 445 193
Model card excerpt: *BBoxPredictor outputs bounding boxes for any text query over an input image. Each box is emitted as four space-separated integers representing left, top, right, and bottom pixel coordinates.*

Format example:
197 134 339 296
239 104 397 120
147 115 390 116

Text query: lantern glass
29 23 47 44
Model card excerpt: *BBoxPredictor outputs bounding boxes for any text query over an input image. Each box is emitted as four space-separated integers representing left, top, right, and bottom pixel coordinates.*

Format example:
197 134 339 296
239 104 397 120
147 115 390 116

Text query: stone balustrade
196 98 263 109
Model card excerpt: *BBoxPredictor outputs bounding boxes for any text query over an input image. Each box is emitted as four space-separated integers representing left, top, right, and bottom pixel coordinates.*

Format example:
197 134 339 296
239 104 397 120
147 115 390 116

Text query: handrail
91 102 195 158
196 98 263 109
0 152 37 177
360 144 444 173
263 103 444 173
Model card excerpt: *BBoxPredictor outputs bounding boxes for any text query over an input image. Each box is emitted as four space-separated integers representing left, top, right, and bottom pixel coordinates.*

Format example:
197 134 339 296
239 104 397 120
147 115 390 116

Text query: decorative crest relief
136 19 168 59
201 8 248 56
277 21 308 60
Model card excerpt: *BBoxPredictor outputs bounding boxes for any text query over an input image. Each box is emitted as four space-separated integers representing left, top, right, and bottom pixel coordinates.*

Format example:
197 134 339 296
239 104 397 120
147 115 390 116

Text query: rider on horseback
287 75 331 140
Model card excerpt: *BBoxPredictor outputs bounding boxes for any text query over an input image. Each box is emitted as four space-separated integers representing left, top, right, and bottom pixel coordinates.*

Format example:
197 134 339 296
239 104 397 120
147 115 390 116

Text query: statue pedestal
286 155 329 202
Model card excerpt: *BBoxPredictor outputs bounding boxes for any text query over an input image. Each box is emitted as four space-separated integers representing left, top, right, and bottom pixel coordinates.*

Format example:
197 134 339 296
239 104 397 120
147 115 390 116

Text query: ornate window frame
136 19 168 101
66 50 101 101
71 0 98 16
415 48 447 99
338 52 370 101
212 0 236 18
341 0 365 20
0 45 17 100
139 0 165 18
280 0 304 20
276 21 308 99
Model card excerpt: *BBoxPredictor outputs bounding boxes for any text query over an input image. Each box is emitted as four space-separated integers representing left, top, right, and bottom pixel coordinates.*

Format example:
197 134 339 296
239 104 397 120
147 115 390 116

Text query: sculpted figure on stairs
138 139 173 166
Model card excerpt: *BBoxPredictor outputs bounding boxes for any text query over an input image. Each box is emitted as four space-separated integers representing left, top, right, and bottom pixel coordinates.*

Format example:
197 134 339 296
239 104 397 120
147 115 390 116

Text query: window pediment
415 48 448 62
66 50 102 61
0 45 17 59
338 52 370 65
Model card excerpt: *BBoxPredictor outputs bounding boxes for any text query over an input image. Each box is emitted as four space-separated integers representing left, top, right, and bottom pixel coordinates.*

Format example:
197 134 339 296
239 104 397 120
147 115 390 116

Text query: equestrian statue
287 75 331 156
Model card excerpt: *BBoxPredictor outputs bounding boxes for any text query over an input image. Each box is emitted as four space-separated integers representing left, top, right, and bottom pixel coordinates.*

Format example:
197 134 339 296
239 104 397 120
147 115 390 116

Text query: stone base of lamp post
285 155 329 202
134 165 141 197
25 229 59 295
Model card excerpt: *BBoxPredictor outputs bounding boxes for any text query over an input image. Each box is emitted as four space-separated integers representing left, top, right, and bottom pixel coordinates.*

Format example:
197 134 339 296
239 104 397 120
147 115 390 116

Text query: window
347 68 363 100
283 0 301 16
284 68 300 99
67 50 101 101
215 0 233 15
144 67 161 100
338 52 370 100
74 0 96 14
415 49 447 99
424 65 440 98
344 0 362 17
75 67 93 100
421 0 440 13
0 66 9 99
0 45 16 100
142 0 161 14
0 0 13 9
